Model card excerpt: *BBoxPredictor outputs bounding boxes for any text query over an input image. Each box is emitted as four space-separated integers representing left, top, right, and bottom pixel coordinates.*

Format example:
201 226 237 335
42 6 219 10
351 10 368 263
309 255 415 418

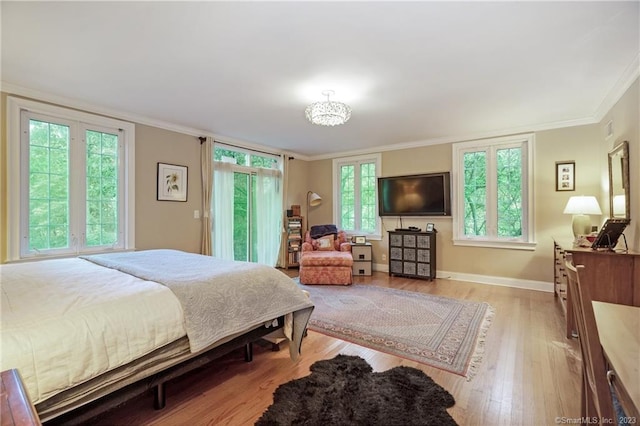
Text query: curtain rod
199 136 294 159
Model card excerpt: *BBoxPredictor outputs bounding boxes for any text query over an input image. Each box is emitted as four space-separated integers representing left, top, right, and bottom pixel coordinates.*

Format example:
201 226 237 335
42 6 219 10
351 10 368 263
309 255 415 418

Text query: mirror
608 140 630 219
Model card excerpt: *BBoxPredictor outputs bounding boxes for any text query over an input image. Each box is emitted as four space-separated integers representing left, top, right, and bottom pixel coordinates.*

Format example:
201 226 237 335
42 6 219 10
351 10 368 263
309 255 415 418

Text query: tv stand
388 230 436 280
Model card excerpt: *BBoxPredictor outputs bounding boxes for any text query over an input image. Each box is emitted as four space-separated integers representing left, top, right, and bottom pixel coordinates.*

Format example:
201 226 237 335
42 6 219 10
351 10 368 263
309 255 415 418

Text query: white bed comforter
0 257 186 404
82 250 314 354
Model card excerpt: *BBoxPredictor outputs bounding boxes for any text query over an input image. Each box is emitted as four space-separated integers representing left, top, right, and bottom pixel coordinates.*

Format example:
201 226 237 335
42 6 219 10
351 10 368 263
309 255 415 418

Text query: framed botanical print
157 162 188 201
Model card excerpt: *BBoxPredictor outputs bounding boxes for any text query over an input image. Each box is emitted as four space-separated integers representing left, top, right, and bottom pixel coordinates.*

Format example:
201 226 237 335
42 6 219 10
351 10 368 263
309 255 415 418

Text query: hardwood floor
91 271 581 426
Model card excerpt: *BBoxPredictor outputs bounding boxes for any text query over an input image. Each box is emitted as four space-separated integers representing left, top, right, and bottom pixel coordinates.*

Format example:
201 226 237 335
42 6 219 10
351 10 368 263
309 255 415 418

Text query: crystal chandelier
305 90 352 126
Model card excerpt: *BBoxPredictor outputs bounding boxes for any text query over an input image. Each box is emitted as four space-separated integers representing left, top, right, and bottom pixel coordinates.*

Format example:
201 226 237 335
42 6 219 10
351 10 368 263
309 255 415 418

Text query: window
333 154 381 238
7 97 135 260
212 144 282 265
452 134 535 250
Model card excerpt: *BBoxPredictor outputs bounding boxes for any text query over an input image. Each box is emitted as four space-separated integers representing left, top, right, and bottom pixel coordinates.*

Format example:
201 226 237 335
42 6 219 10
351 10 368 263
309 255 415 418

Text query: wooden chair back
565 254 617 425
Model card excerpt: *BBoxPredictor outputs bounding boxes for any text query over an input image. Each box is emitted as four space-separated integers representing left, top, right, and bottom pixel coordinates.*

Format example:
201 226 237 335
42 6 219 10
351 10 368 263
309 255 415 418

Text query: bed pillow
316 235 335 251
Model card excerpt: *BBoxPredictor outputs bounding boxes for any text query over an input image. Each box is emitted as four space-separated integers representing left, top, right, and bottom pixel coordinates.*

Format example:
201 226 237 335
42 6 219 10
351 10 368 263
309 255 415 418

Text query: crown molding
0 81 304 160
309 115 596 161
593 52 640 123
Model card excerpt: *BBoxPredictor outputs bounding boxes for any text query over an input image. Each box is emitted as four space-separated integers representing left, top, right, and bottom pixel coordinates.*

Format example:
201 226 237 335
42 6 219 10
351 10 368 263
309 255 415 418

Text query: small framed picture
426 223 435 232
353 236 366 244
555 161 575 192
157 162 188 201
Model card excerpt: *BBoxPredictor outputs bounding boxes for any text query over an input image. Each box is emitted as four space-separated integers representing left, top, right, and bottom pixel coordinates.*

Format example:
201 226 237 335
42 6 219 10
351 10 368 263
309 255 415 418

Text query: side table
351 243 372 276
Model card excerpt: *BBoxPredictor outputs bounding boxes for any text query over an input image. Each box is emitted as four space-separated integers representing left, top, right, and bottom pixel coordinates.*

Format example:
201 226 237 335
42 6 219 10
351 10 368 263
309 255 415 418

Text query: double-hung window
452 134 535 250
332 153 381 238
7 97 135 261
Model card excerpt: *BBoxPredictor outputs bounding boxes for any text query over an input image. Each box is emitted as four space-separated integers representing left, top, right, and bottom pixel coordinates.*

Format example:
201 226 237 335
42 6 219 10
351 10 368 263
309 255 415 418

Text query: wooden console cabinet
388 231 436 280
553 237 640 338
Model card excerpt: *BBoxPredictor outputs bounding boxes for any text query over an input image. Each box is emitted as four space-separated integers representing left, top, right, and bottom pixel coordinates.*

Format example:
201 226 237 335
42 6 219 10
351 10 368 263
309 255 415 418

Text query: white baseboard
372 263 553 293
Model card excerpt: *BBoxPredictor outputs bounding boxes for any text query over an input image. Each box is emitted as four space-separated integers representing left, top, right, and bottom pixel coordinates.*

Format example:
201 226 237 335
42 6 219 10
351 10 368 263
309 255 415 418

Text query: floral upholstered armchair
299 225 353 285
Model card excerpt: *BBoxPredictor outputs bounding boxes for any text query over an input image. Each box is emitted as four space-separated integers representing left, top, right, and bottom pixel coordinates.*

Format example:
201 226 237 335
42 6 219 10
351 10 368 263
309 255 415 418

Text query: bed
0 249 314 422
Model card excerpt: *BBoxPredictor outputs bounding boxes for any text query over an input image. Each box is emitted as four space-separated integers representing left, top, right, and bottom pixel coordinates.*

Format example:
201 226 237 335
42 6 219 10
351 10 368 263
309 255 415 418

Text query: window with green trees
333 154 381 236
213 145 280 262
453 134 535 249
7 97 135 260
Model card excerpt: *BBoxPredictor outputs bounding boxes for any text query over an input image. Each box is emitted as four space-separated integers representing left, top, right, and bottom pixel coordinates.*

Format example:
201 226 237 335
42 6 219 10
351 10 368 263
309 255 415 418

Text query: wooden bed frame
40 316 285 425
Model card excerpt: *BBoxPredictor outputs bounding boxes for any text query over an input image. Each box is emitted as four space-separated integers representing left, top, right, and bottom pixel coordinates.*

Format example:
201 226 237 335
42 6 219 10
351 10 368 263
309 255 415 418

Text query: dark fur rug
256 354 457 426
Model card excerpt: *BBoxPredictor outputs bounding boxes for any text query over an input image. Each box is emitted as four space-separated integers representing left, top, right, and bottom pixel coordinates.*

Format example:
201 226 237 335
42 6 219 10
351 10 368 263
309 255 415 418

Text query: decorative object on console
555 161 575 191
305 90 352 126
306 191 322 231
426 223 435 232
563 195 602 237
590 218 630 251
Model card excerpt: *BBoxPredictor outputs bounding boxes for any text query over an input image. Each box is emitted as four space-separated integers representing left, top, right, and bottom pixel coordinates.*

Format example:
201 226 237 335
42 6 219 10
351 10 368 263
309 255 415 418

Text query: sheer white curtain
213 161 235 260
200 136 213 255
277 155 290 268
255 168 283 266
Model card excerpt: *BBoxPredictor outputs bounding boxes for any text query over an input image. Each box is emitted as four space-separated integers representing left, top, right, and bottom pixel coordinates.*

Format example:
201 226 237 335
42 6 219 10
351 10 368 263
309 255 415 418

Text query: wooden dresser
553 237 640 338
0 369 41 426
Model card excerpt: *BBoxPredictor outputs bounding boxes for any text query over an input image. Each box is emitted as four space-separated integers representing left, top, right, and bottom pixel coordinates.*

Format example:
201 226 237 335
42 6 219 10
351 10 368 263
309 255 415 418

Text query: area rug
256 354 457 425
296 280 494 379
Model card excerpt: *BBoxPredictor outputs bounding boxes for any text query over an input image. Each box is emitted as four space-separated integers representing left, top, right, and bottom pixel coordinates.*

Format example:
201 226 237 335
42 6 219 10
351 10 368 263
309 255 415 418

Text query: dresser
0 369 41 426
388 231 436 281
553 237 640 338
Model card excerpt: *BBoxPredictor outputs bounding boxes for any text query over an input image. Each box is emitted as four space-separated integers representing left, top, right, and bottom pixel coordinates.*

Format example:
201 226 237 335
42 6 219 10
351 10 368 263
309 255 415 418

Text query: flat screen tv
378 172 451 216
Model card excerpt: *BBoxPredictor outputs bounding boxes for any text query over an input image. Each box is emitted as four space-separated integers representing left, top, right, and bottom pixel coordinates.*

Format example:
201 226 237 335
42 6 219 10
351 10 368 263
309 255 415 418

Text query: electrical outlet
381 254 387 261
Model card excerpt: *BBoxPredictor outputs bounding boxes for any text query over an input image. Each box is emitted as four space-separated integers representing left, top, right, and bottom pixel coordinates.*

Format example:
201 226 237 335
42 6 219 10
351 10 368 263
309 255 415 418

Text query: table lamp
563 196 602 237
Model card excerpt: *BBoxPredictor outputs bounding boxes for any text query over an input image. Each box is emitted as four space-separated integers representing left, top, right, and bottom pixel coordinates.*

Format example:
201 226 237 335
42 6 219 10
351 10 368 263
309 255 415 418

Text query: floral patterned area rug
296 281 494 380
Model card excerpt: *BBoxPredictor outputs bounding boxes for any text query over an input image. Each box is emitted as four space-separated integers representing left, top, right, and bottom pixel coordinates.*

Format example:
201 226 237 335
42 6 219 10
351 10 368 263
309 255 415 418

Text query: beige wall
134 125 202 253
1 93 7 263
0 95 204 262
2 78 637 283
305 130 600 283
599 79 639 248
302 93 637 284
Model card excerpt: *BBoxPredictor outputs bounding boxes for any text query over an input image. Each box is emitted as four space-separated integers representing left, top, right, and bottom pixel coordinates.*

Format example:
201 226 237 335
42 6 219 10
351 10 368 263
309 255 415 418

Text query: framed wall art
157 162 188 201
555 161 575 192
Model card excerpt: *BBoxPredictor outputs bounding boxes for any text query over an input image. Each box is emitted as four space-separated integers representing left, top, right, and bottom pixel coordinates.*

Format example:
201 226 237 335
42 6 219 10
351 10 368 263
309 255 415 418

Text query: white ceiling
2 1 639 158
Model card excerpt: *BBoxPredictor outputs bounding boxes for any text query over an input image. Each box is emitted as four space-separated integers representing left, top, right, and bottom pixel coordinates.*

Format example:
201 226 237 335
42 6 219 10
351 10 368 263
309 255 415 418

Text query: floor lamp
307 191 322 231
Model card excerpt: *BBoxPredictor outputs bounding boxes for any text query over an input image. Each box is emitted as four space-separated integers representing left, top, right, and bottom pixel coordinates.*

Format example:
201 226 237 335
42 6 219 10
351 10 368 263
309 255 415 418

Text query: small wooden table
592 301 640 420
0 369 41 426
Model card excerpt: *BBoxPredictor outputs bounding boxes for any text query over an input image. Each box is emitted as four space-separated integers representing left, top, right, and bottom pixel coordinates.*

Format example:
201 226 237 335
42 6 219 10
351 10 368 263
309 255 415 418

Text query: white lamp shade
308 192 322 207
563 196 602 215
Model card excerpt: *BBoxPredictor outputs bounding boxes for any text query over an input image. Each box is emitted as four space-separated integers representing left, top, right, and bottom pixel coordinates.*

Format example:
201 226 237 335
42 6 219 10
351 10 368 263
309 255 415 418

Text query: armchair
299 227 353 285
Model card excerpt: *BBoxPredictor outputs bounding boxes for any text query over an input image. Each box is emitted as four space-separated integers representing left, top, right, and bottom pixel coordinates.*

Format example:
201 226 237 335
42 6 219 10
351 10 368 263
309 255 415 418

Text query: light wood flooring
91 271 582 426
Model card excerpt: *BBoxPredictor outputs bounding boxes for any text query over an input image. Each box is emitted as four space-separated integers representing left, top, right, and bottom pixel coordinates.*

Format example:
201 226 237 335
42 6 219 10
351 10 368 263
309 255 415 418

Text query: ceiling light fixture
305 90 352 126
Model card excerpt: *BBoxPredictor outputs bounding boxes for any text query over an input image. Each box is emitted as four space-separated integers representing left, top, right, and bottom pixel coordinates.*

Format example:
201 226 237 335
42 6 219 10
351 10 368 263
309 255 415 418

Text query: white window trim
452 134 536 250
332 153 382 240
6 96 136 261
